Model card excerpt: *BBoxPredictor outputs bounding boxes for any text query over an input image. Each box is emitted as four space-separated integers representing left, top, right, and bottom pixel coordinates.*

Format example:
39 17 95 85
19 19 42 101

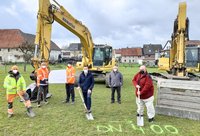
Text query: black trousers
37 85 48 104
111 87 121 102
65 84 75 102
82 91 91 111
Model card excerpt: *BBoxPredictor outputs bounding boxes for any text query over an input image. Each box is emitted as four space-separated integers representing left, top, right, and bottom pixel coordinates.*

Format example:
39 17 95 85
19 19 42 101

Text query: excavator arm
32 0 115 87
157 2 189 77
170 2 189 76
32 0 94 69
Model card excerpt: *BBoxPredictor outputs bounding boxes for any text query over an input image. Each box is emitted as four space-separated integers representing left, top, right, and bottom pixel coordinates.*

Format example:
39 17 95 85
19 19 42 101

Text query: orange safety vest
66 66 75 84
37 67 49 86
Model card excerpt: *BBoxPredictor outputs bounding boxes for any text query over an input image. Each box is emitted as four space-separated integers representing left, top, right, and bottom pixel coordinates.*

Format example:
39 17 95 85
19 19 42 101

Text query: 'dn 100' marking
97 121 178 135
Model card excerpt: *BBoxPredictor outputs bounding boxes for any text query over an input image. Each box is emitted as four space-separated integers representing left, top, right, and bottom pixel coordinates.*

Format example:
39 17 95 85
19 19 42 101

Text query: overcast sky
0 0 200 49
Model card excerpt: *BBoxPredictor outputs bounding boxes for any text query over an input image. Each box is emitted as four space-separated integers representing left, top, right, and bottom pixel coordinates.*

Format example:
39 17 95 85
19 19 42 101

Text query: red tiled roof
0 29 25 48
121 47 142 56
167 40 200 47
0 29 61 50
186 40 200 46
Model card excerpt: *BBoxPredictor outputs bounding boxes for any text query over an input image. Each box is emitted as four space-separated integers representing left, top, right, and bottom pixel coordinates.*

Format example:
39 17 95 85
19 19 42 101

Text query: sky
0 0 200 49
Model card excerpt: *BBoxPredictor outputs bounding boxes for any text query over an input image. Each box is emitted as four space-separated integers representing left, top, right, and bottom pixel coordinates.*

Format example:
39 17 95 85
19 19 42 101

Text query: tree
19 41 35 71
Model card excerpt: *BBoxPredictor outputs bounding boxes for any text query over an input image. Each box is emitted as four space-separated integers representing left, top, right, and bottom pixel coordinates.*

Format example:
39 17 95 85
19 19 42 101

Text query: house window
0 56 2 61
0 49 1 51
148 55 151 57
8 49 10 52
14 55 20 59
16 48 18 51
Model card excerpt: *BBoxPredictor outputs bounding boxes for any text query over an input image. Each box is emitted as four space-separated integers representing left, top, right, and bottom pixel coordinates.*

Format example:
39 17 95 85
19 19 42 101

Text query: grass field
0 64 199 136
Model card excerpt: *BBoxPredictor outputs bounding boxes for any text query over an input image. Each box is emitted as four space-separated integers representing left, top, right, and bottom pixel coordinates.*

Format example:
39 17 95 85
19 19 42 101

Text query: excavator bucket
155 78 200 120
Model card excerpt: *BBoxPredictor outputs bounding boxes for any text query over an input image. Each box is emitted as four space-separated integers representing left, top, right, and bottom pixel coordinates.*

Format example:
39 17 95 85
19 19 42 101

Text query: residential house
0 29 61 63
61 49 71 60
120 47 143 64
114 49 122 62
160 40 200 58
165 40 200 48
67 43 82 58
61 43 82 62
143 44 162 65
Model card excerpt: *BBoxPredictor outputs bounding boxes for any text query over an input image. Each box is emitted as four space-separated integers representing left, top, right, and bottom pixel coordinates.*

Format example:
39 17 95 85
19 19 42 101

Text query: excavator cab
93 45 113 67
185 46 200 72
158 46 200 73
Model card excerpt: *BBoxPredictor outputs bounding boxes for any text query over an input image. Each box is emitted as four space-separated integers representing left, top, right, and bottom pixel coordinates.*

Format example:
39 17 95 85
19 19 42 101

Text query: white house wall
50 50 61 61
0 48 24 62
0 48 61 63
121 56 144 63
115 54 121 58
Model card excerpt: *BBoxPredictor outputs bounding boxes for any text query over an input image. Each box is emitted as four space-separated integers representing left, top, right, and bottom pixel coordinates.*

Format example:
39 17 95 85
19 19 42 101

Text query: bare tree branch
19 41 35 63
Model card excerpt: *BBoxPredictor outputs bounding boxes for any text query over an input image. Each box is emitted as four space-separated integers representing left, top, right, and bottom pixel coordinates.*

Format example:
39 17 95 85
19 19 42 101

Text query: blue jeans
82 91 91 110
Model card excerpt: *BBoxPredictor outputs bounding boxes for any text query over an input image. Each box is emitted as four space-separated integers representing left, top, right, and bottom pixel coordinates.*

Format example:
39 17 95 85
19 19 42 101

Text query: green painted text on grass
97 121 178 135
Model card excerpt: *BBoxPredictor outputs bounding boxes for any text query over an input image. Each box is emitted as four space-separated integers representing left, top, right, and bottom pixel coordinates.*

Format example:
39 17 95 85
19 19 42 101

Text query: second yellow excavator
157 2 200 78
153 2 200 121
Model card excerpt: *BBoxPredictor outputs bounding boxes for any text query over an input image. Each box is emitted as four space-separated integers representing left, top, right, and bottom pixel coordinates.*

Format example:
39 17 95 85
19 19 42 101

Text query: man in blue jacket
78 66 94 113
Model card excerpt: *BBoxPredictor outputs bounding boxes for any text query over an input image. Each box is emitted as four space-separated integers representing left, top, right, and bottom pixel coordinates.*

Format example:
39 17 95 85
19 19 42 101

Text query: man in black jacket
77 66 94 113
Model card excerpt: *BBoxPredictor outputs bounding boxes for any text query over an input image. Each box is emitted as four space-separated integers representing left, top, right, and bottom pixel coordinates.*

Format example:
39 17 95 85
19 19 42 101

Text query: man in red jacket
132 65 155 122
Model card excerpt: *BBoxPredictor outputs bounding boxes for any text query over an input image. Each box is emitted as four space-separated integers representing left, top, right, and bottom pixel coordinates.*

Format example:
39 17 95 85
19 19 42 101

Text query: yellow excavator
155 2 200 79
31 0 115 86
154 2 200 120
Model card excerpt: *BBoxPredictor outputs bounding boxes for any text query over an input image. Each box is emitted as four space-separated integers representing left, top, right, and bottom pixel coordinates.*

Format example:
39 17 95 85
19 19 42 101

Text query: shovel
137 88 144 126
77 88 94 120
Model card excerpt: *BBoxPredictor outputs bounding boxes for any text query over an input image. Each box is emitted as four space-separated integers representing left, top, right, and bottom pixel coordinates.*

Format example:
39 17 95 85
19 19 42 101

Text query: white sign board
49 70 66 84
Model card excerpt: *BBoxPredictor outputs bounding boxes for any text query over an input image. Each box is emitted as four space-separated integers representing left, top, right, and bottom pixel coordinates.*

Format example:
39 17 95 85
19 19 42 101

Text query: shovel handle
17 91 25 101
77 88 88 110
137 88 140 101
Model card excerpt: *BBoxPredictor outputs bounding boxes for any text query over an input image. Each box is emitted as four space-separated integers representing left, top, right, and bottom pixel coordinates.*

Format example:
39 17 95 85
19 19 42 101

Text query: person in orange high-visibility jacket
37 62 49 107
64 62 75 104
3 65 35 118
